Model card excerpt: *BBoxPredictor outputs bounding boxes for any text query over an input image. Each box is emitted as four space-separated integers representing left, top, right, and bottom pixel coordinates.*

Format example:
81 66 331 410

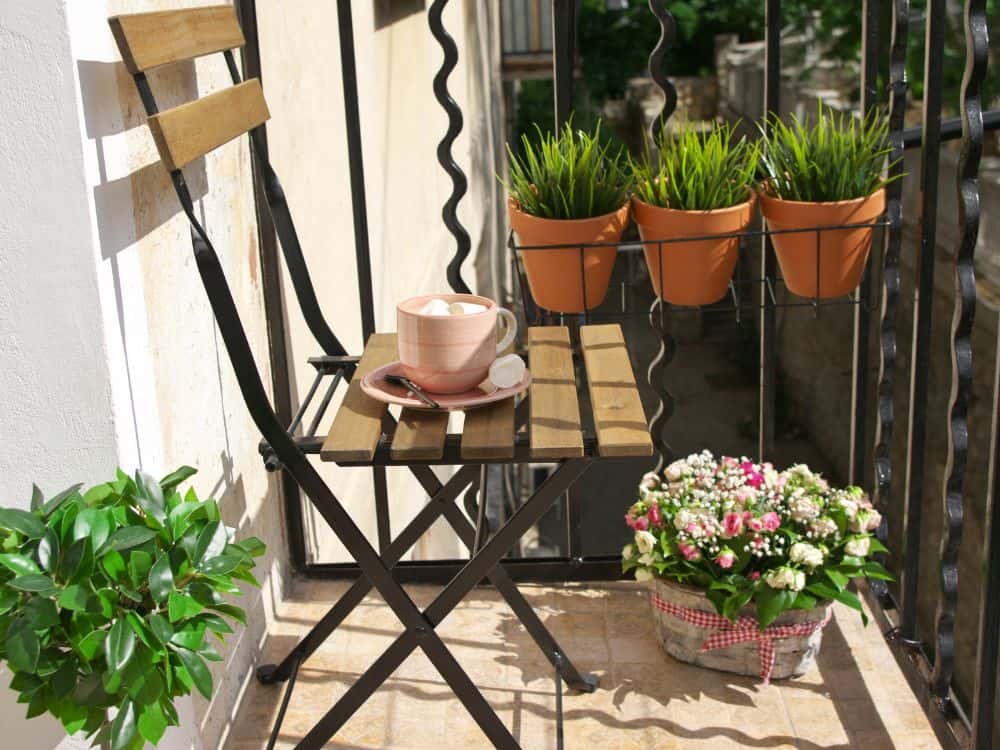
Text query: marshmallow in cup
419 298 488 316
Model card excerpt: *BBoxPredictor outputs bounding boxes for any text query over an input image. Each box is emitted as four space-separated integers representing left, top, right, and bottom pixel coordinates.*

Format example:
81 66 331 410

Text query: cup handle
496 308 518 354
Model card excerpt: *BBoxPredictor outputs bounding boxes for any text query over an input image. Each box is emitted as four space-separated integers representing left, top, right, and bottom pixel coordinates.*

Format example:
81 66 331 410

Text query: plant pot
508 198 629 313
758 188 885 299
649 577 831 681
632 194 756 306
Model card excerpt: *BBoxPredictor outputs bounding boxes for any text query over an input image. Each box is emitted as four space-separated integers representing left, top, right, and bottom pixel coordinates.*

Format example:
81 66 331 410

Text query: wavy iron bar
930 0 986 703
645 0 678 471
428 0 472 294
872 0 909 552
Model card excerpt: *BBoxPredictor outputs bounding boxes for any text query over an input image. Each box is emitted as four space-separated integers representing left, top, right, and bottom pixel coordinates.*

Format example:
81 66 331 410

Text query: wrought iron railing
240 0 1000 747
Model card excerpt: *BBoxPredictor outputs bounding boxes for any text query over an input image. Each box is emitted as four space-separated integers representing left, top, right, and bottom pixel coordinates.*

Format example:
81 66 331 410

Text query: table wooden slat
462 398 515 460
579 324 653 457
320 334 397 462
392 409 449 460
528 327 583 459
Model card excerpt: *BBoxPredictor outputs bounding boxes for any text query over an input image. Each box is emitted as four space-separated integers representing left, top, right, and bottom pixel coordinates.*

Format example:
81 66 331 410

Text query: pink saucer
361 361 531 411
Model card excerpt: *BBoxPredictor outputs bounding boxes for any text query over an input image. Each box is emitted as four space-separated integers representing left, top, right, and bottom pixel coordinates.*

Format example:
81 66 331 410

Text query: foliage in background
503 120 631 220
633 121 760 210
760 104 902 202
0 469 265 749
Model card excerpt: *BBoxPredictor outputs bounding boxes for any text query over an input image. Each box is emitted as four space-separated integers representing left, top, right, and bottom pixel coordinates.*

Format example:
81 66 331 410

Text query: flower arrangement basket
650 576 831 681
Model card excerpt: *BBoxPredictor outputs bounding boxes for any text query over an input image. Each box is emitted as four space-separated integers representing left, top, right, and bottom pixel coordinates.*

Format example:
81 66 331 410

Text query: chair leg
258 465 479 683
297 460 589 748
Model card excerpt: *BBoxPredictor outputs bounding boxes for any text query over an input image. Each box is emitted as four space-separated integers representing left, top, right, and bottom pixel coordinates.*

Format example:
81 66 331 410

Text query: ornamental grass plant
504 119 631 220
623 451 892 627
632 121 760 211
759 103 901 203
0 468 265 750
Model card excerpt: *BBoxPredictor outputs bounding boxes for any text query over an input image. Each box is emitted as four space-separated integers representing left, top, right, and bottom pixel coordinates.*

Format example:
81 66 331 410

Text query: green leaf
138 701 168 745
207 603 246 626
82 483 114 505
723 589 753 621
127 664 163 706
9 574 55 593
237 537 267 558
76 629 106 662
148 614 174 646
0 587 18 615
73 672 108 706
196 612 233 635
63 537 95 585
168 591 203 622
149 553 174 604
0 509 46 539
6 618 40 671
41 484 83 517
58 584 89 612
128 550 153 589
755 585 794 628
102 527 158 555
106 618 136 672
200 554 242 576
30 485 44 511
0 553 41 576
170 622 206 651
825 569 850 591
24 596 59 629
134 472 167 527
102 550 127 582
56 698 88 733
194 521 228 564
36 529 59 574
868 537 890 554
160 466 197 493
73 508 111 551
175 647 213 699
50 658 78 699
862 561 895 581
111 699 138 750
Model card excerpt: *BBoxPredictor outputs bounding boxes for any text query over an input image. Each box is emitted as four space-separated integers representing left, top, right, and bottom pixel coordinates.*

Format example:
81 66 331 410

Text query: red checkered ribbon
650 591 832 685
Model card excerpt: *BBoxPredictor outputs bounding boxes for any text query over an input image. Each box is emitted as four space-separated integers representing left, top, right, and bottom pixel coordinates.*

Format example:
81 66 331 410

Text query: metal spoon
383 374 441 409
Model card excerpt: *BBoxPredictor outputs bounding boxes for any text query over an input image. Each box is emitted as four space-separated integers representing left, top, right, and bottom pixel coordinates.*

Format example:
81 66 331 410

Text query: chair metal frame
111 10 608 748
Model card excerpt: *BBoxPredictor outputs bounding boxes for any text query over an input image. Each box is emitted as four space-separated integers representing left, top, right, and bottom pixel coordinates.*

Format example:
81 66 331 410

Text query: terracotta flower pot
758 188 886 299
632 194 756 306
508 198 629 314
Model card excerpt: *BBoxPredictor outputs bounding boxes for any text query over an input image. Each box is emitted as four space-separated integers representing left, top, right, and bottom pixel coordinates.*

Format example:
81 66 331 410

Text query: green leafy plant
759 104 902 203
0 468 265 749
632 121 760 211
503 119 631 220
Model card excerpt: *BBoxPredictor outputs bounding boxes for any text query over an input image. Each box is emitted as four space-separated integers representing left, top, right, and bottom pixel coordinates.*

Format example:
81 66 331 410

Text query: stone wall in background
717 31 1000 735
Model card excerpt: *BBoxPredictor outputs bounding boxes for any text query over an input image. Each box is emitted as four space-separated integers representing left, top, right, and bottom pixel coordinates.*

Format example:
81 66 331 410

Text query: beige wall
256 0 506 562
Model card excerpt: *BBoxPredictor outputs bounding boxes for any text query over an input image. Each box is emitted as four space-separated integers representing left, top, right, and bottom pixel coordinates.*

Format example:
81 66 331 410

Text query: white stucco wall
1 1 291 748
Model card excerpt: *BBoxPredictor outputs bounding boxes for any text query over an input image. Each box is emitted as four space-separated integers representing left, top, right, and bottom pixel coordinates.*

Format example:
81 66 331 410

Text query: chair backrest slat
109 6 245 74
148 78 270 171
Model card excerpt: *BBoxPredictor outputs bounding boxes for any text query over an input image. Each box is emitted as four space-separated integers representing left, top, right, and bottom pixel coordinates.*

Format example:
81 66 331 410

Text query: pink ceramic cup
397 294 518 394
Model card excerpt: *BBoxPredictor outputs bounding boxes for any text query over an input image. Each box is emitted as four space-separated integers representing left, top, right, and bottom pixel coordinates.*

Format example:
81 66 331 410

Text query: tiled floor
225 579 940 749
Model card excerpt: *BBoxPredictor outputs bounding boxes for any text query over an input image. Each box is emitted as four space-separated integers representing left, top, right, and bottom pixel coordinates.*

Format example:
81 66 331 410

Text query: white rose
638 553 654 566
789 495 821 522
836 496 860 519
673 509 695 531
621 544 636 560
792 570 806 591
639 472 660 491
764 567 796 590
810 517 838 538
845 536 871 557
664 460 685 482
850 508 882 533
635 530 657 555
635 568 654 582
789 542 824 569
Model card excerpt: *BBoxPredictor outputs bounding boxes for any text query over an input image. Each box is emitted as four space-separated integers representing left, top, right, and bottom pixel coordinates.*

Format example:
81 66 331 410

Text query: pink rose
624 512 636 529
761 512 781 532
648 503 662 527
685 522 698 535
722 512 743 538
633 515 649 532
749 571 761 581
677 542 701 561
743 510 753 522
722 456 739 468
715 550 736 569
741 461 764 488
749 517 764 532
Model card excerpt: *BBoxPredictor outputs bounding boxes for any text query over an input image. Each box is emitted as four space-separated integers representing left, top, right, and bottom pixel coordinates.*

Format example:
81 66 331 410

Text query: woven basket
650 577 831 680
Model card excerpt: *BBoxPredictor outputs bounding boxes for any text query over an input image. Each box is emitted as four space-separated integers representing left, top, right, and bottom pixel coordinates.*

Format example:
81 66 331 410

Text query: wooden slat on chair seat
580 325 653 457
148 79 269 171
528 327 583 459
109 6 245 74
321 334 397 463
462 399 515 460
392 410 449 461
